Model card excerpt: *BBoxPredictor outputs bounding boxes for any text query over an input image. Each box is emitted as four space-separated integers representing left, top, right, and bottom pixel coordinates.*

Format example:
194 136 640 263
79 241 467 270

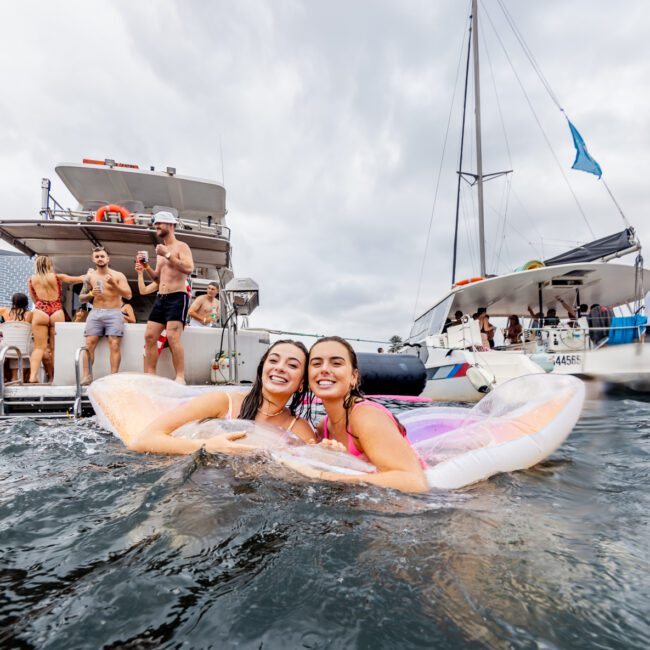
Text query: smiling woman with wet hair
301 336 428 493
129 339 316 454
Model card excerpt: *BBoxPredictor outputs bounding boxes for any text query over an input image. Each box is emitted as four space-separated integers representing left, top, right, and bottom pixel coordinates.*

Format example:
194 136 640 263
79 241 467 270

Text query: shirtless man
80 246 132 381
142 211 194 382
188 282 220 327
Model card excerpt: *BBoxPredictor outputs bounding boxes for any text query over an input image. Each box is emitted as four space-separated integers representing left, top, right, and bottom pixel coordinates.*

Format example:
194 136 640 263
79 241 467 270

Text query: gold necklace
257 404 285 417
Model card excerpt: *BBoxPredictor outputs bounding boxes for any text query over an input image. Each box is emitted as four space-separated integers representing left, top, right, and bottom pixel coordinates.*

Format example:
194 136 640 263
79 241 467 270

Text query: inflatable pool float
88 373 584 490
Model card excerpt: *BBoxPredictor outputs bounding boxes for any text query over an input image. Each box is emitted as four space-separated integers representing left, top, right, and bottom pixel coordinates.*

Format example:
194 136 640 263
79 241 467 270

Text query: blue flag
567 118 602 178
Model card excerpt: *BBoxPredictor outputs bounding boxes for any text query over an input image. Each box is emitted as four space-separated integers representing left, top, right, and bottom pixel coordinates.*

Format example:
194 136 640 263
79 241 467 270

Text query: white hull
53 322 269 385
422 348 545 402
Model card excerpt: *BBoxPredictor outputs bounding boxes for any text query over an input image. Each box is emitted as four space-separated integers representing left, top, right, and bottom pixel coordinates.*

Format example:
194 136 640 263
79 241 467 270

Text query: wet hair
92 246 106 253
34 255 56 292
238 339 309 421
10 293 28 321
309 335 406 436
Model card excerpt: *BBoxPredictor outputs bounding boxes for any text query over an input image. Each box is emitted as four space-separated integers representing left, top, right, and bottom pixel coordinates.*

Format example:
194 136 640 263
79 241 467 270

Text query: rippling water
1 393 648 649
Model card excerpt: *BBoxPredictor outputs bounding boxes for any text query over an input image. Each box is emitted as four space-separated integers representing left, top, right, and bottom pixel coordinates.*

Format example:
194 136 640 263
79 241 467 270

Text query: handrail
73 346 91 418
41 209 231 240
0 346 24 416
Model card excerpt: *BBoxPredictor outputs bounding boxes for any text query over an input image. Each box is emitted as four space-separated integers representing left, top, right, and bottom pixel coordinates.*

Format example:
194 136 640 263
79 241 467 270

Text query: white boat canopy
428 262 648 319
0 220 230 279
55 163 226 221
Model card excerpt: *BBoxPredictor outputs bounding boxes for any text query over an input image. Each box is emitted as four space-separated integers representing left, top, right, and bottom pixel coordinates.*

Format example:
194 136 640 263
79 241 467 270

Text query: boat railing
40 208 231 240
73 346 91 418
521 323 646 353
0 346 24 416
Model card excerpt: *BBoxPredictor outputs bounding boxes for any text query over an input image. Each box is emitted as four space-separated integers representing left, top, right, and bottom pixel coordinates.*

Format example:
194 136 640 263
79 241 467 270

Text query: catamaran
0 158 269 416
406 1 649 401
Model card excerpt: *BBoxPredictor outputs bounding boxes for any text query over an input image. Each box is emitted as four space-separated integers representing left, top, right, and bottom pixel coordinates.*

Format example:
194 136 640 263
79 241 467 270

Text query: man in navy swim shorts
141 212 194 383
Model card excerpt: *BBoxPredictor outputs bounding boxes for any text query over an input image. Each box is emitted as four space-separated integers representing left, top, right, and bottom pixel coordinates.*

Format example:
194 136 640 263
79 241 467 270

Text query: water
1 394 648 649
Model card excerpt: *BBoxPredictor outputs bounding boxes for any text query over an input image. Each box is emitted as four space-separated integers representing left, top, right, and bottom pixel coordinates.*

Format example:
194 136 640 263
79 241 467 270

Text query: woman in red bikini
27 255 84 383
305 336 428 493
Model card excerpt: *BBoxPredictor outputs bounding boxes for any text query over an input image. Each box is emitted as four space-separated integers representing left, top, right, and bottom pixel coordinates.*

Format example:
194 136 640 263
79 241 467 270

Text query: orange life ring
453 276 485 287
94 204 134 225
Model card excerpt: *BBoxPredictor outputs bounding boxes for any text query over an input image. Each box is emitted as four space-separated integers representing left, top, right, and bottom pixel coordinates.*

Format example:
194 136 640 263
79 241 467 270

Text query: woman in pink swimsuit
27 255 84 383
306 336 428 493
130 340 316 454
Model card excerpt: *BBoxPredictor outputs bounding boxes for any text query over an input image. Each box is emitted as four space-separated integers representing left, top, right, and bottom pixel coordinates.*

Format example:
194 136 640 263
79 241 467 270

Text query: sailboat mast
471 0 487 277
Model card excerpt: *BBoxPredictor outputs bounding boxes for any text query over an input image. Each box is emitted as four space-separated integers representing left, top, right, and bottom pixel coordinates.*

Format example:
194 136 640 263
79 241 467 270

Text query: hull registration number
553 353 582 368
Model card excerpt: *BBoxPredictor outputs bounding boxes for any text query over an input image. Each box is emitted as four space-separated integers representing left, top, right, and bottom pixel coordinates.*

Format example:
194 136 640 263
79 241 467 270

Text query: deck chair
0 321 33 379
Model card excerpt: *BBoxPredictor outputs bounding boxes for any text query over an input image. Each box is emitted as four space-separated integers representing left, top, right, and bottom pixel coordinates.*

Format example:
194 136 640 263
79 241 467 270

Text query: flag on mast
566 118 602 178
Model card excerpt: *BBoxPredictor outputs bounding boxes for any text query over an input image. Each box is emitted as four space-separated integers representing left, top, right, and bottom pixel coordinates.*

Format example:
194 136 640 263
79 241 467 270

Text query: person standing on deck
80 246 132 382
142 211 194 383
187 282 220 327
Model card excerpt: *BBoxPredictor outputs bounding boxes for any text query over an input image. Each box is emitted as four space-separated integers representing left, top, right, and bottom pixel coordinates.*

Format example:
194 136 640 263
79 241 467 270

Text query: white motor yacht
0 158 269 416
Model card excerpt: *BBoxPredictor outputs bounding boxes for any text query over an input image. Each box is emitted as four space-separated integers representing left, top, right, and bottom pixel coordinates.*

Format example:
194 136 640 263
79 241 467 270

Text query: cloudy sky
1 1 649 350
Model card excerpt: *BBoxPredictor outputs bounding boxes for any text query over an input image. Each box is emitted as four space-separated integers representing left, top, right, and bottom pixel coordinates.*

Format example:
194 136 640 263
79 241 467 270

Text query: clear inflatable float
89 373 585 490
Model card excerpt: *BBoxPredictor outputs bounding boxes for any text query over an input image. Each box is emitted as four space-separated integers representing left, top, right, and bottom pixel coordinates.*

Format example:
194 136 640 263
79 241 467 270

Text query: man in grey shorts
79 246 132 382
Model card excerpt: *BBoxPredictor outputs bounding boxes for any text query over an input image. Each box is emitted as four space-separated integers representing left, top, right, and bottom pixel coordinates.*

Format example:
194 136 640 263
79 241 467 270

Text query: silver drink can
137 250 149 264
95 279 103 293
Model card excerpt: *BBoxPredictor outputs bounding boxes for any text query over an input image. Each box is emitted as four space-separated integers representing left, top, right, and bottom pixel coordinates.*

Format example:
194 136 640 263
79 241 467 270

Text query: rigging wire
411 5 471 320
479 0 595 240
496 0 632 232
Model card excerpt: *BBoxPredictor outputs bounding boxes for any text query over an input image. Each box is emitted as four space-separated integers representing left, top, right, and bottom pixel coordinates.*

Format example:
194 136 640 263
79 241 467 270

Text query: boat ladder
0 347 93 419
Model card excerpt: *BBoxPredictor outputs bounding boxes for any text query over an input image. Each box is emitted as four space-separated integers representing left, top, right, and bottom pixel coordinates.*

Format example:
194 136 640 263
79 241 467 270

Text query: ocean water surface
1 393 648 649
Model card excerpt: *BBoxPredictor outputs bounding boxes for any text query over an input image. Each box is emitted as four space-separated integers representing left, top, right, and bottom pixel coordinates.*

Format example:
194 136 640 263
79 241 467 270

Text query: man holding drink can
141 211 194 383
79 246 132 382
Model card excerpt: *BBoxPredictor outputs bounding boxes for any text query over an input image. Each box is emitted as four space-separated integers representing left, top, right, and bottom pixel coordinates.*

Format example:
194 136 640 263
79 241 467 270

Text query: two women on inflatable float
89 337 585 493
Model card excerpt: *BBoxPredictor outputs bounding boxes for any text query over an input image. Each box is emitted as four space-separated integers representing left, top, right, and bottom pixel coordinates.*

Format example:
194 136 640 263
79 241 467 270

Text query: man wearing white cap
142 211 194 383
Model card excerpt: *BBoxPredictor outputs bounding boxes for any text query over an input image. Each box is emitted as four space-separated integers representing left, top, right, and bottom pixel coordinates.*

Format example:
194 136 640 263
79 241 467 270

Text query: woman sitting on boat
299 336 428 493
27 255 85 383
0 292 32 325
128 339 316 454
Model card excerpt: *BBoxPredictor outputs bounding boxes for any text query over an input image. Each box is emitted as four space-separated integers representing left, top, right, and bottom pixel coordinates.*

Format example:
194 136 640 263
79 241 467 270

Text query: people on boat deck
27 255 85 383
72 304 89 323
503 315 523 345
0 293 32 325
128 340 315 455
0 293 32 382
79 247 132 383
477 307 495 349
188 282 220 327
121 299 136 324
141 211 194 384
443 310 464 333
301 336 428 493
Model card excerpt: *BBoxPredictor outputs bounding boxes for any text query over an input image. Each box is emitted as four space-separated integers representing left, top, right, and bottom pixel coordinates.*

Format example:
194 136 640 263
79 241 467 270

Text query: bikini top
322 400 409 462
225 393 297 430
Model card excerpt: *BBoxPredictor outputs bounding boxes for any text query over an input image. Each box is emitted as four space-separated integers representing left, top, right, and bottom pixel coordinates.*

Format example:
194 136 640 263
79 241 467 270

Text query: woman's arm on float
129 391 234 454
297 406 428 493
290 418 318 444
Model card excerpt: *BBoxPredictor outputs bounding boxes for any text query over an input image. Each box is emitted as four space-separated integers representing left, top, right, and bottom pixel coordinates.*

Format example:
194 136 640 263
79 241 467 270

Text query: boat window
409 308 434 341
427 296 454 336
